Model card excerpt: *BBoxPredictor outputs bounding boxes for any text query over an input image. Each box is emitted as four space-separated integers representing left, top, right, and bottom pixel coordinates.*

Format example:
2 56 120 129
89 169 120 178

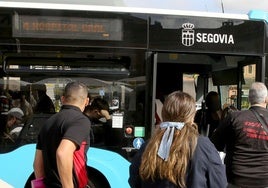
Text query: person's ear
265 96 268 103
85 97 89 106
61 96 65 103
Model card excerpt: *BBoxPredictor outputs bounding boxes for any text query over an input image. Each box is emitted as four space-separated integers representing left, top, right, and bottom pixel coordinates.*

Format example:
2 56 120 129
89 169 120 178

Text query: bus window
0 51 147 157
241 64 256 109
216 64 256 111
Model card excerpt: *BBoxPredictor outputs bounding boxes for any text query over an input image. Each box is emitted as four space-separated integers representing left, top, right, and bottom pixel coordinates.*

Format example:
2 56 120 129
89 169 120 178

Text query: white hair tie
157 122 185 161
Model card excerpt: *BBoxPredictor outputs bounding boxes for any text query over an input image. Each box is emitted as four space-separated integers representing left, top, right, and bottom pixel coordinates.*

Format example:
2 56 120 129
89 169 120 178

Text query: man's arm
56 139 76 188
33 149 45 178
100 109 111 120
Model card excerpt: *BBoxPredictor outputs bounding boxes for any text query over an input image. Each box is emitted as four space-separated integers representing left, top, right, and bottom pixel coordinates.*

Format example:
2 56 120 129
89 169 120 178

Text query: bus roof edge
0 1 250 20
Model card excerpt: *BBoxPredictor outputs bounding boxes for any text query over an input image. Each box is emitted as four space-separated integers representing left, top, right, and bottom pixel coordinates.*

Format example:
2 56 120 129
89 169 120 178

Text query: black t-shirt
211 106 268 187
37 105 91 187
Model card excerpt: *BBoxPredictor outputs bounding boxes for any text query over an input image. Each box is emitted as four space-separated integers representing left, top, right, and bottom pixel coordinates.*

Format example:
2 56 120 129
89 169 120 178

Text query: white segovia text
196 33 234 44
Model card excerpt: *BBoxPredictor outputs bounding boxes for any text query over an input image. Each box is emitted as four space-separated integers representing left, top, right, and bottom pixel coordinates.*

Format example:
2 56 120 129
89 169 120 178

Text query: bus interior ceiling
156 53 243 84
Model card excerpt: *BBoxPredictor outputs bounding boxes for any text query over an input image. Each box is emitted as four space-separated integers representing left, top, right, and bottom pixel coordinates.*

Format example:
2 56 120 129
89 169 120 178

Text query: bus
0 1 267 187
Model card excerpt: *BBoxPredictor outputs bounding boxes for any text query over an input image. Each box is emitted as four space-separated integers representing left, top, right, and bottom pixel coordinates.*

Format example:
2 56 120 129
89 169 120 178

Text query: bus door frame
236 56 265 110
147 51 212 136
146 51 158 135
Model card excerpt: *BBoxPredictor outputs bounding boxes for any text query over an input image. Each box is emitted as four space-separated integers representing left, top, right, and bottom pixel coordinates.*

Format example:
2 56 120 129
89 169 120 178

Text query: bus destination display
12 14 123 41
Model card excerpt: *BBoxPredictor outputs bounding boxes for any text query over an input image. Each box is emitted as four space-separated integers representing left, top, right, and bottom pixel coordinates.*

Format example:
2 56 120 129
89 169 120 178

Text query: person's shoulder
233 109 254 118
198 136 223 150
223 108 246 120
197 136 212 147
254 106 268 113
195 136 222 162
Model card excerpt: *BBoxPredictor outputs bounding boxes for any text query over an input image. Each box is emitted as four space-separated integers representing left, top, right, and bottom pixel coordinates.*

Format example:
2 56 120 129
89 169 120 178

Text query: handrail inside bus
0 1 250 20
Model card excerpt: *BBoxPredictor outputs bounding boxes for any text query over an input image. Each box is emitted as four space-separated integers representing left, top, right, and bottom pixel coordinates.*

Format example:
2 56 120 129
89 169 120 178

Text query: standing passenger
211 82 268 188
83 97 123 153
83 97 111 145
33 82 90 187
129 91 227 188
194 91 222 137
32 84 55 114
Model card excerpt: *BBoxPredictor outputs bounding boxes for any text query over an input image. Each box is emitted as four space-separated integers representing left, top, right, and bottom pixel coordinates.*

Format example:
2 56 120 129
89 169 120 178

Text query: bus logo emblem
181 23 195 46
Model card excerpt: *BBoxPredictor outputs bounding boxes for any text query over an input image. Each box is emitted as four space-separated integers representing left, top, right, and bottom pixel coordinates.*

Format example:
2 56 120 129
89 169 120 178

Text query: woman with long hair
129 91 227 188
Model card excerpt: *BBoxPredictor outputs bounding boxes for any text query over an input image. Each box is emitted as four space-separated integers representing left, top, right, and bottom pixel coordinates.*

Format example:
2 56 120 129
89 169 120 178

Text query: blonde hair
139 91 198 187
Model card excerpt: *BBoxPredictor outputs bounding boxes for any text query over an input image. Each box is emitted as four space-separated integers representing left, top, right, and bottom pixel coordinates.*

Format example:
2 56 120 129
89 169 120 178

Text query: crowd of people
1 80 268 187
0 84 56 151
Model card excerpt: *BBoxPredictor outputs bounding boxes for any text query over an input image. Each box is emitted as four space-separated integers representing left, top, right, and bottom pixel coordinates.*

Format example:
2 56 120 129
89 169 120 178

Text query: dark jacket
129 136 227 188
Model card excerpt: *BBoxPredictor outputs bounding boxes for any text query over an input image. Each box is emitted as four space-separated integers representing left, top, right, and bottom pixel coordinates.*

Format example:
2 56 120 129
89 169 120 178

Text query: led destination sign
13 15 123 41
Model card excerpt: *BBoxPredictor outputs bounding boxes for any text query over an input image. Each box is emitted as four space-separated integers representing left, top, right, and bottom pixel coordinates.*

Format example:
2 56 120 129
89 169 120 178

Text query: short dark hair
205 91 219 107
84 97 109 112
63 81 88 103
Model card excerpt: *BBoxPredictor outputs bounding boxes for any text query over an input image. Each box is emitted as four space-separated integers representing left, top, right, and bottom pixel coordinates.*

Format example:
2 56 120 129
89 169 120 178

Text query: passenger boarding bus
0 1 267 187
